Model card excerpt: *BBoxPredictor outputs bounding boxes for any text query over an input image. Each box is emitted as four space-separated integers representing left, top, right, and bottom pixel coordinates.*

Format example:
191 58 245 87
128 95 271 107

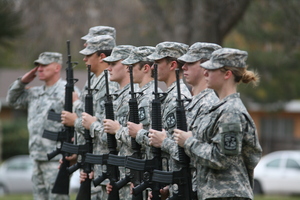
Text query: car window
266 158 281 168
7 160 32 171
286 158 300 169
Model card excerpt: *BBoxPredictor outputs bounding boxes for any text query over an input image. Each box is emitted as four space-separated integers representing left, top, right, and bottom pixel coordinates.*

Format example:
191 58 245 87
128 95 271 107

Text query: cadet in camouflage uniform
61 35 118 200
6 52 77 200
101 45 135 199
146 42 192 197
174 48 262 200
81 25 116 46
121 46 157 158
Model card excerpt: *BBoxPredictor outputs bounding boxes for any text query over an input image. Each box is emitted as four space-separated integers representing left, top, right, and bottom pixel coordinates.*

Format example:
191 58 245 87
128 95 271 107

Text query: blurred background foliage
0 0 300 159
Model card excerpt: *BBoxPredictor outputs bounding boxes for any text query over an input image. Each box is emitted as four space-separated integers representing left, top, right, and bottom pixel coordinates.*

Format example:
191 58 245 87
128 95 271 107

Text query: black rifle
91 69 121 200
113 65 143 200
42 40 78 195
132 64 163 200
60 65 94 200
151 68 197 200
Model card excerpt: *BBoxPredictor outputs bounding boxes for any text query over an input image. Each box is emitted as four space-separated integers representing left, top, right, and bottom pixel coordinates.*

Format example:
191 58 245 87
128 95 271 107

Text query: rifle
59 65 94 200
132 64 163 200
91 69 121 200
42 40 78 194
113 65 143 200
151 68 196 200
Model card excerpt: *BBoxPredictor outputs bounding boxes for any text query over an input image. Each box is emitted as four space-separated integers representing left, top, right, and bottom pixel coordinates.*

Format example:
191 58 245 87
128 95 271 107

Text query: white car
0 155 80 195
254 150 300 195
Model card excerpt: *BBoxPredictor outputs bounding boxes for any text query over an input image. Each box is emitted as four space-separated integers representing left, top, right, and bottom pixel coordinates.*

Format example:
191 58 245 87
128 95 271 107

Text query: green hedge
1 118 29 160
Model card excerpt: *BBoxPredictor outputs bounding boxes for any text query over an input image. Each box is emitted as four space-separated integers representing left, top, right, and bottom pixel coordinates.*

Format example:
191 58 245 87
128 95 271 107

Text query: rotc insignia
166 113 176 128
138 107 146 121
224 134 237 150
119 115 127 126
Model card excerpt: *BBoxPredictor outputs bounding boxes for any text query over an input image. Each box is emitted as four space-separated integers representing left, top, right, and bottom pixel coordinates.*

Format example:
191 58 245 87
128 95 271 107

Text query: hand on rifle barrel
148 129 167 148
173 129 193 147
82 112 97 129
103 119 120 134
61 111 77 126
127 122 143 138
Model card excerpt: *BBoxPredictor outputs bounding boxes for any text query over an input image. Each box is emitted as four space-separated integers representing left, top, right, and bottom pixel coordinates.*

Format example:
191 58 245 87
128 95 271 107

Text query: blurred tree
140 0 251 44
225 0 300 104
0 0 23 67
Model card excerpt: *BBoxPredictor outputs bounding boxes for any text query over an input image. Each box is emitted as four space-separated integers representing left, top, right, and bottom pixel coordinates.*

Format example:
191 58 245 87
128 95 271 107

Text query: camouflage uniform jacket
6 78 72 161
73 72 119 145
184 93 262 200
159 79 191 171
119 80 161 159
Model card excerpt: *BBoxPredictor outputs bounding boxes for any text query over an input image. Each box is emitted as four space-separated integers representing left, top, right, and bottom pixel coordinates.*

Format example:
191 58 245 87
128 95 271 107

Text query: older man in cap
6 52 76 200
61 35 118 200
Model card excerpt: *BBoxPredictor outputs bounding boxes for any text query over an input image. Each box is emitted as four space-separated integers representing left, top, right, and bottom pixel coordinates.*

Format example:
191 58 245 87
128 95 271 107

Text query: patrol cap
201 48 248 70
147 41 189 61
178 42 221 63
81 26 116 40
34 52 63 65
79 35 116 56
122 46 156 65
103 45 135 62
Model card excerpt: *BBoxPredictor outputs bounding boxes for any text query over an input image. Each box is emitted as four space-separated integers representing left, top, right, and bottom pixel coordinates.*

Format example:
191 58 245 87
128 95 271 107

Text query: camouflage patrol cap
34 52 63 65
103 45 135 62
122 46 156 65
81 26 116 40
201 48 248 70
79 35 116 55
178 42 222 63
147 41 189 61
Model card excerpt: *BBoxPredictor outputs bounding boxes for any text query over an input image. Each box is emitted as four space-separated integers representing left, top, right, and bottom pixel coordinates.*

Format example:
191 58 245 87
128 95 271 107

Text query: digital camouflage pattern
81 25 116 40
147 41 188 60
73 71 119 198
79 35 116 55
103 45 135 62
184 93 262 200
122 46 156 65
201 48 248 70
6 77 75 200
160 79 191 172
34 52 63 65
178 42 221 63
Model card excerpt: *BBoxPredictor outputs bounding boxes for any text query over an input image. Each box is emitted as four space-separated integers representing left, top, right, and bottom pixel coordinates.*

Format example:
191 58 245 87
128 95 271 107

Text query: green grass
0 194 300 200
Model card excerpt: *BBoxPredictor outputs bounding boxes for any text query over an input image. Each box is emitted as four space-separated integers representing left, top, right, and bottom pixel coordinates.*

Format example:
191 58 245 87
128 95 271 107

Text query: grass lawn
0 194 300 200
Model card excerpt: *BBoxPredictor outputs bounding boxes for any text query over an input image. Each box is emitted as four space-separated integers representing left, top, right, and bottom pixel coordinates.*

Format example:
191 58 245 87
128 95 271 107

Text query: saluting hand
21 67 38 84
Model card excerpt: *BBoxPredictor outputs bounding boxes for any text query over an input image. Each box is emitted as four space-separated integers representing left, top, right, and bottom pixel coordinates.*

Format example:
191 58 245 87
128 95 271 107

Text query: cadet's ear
169 60 177 71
